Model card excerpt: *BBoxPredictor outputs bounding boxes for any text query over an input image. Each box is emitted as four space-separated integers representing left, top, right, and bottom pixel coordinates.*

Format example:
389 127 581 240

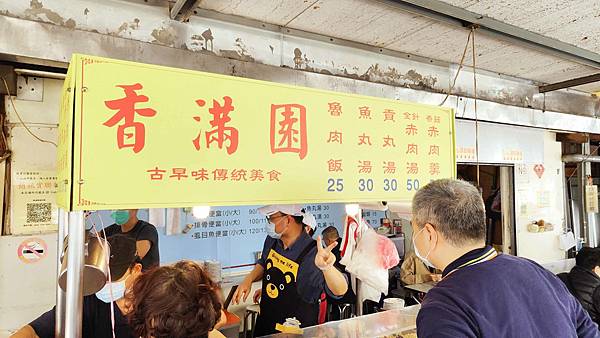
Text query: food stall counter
259 305 419 338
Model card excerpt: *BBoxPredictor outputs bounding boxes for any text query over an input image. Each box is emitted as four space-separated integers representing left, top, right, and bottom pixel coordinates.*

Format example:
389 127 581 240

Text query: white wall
5 77 60 235
514 132 566 263
0 78 61 335
454 121 566 261
0 234 58 336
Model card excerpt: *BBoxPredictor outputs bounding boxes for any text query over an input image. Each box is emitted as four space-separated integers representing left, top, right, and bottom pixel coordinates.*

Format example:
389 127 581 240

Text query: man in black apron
233 205 348 337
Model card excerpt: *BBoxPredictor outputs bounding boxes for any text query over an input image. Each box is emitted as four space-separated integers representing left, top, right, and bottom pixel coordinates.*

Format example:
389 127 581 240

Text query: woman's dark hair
576 247 600 271
290 209 314 236
292 215 304 225
127 261 222 338
291 208 307 227
305 225 315 237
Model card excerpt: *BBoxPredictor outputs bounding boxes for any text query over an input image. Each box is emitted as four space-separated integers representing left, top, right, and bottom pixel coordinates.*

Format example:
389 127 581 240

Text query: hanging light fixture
192 206 211 219
345 204 360 216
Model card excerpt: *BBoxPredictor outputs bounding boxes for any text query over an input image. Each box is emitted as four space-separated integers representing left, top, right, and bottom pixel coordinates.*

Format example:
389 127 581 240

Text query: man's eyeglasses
266 213 285 223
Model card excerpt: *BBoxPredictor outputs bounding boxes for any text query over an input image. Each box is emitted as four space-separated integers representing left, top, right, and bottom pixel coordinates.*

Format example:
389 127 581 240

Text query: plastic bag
359 281 384 303
345 227 400 293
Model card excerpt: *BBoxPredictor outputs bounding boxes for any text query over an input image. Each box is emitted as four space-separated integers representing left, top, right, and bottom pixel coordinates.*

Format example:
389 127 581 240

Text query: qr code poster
10 170 58 235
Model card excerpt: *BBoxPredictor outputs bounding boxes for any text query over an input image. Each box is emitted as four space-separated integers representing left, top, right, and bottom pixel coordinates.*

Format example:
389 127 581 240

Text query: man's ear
133 262 143 274
424 223 436 239
424 223 441 247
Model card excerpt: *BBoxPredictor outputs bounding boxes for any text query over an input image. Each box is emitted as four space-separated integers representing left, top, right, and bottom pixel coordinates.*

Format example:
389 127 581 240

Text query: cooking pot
58 231 110 296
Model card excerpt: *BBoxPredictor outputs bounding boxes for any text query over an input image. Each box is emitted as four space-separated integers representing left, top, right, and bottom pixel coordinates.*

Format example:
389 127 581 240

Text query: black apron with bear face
253 240 319 337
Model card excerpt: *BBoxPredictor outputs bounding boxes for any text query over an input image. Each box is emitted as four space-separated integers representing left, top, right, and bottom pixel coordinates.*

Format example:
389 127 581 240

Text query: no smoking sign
17 238 48 264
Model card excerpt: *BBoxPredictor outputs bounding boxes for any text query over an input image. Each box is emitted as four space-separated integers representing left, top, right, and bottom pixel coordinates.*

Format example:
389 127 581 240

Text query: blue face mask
96 278 127 303
110 210 130 225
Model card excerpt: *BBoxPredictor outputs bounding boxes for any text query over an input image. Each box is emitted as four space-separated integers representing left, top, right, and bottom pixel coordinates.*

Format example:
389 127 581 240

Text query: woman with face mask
11 235 142 338
231 205 348 337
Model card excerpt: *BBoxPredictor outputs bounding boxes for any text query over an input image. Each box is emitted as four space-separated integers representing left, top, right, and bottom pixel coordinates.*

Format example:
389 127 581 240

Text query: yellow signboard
57 63 76 211
57 54 455 211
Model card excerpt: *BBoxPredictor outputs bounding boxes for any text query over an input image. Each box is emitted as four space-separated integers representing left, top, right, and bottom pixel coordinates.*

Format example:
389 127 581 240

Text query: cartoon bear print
264 258 296 299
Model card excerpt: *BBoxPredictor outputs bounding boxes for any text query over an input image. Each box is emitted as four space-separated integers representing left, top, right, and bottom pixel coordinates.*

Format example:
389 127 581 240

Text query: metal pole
64 211 84 338
499 167 515 255
55 209 68 338
355 209 363 316
579 146 589 246
562 162 572 235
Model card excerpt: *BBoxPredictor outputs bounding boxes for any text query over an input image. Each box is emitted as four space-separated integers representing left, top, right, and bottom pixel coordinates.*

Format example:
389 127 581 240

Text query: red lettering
192 168 210 181
250 169 265 181
358 160 372 174
428 126 440 137
104 83 157 153
358 106 372 119
327 131 343 144
383 161 397 174
193 96 239 154
231 169 248 181
147 167 166 180
383 109 396 122
383 135 396 148
328 102 342 117
267 170 282 181
213 169 228 181
430 163 440 175
429 145 440 156
327 159 343 172
406 144 418 155
406 162 418 175
270 104 308 159
170 168 188 180
405 124 418 136
358 133 372 146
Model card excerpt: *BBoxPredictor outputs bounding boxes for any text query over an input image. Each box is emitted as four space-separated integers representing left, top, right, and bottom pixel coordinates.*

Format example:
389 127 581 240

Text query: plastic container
383 298 405 310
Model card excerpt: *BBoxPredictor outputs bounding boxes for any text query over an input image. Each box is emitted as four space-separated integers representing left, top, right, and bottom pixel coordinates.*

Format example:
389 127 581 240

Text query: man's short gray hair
412 179 486 245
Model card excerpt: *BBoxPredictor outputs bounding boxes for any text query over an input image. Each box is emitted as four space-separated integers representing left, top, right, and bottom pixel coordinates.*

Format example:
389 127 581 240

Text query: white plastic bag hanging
345 226 400 293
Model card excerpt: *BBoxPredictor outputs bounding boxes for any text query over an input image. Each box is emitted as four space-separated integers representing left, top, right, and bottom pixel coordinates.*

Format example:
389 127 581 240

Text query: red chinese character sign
193 96 239 154
57 54 455 211
270 104 308 159
104 83 157 153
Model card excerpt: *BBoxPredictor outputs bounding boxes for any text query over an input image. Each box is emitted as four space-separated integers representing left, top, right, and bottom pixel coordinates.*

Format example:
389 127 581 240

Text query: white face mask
96 276 128 303
265 215 287 239
413 227 436 269
266 221 282 239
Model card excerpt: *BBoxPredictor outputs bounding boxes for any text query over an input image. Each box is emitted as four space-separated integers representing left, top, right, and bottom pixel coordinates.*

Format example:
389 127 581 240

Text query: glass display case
260 305 419 338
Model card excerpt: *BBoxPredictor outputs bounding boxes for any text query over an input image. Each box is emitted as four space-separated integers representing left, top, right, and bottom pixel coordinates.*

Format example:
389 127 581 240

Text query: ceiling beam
539 73 600 93
556 133 589 144
170 0 202 21
556 132 600 143
386 0 600 70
